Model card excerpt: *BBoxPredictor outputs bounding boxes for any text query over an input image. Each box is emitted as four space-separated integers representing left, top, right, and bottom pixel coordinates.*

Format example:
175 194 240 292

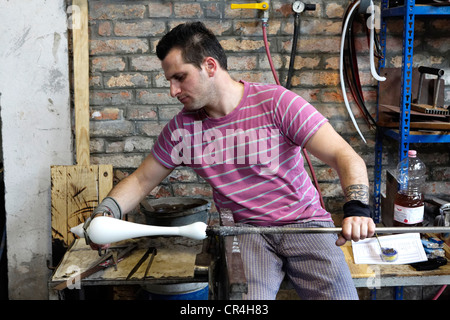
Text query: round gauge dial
292 1 305 13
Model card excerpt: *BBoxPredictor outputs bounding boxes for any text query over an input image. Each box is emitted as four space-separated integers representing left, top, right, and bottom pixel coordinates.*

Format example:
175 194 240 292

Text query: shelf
382 4 450 17
373 0 450 223
383 129 450 143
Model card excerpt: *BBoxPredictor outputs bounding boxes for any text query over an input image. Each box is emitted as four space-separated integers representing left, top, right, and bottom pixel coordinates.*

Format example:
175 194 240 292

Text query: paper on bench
352 233 427 265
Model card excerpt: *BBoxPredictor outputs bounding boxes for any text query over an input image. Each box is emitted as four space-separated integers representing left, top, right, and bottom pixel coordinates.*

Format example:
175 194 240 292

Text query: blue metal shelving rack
373 0 450 223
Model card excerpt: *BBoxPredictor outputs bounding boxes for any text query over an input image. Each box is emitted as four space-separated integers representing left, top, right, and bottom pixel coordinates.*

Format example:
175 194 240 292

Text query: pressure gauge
292 1 305 13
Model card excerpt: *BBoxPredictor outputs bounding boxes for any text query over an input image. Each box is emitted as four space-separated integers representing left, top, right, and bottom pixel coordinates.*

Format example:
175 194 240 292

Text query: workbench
49 236 210 299
49 220 450 300
341 241 450 289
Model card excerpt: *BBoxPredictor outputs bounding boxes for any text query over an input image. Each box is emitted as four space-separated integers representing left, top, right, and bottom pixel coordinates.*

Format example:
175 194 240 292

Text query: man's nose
170 81 181 98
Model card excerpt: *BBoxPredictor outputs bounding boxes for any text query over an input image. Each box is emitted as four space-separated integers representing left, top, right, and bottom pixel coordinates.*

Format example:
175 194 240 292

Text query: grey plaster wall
0 0 72 299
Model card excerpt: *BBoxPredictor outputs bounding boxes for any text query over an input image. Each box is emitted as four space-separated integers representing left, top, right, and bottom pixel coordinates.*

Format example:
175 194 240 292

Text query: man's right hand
85 214 112 252
84 196 123 251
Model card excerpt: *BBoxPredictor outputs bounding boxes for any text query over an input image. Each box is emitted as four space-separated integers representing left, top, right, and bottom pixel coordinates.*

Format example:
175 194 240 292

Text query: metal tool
143 248 157 279
126 247 157 280
75 216 450 242
53 243 137 290
375 232 398 262
411 66 449 115
205 225 450 237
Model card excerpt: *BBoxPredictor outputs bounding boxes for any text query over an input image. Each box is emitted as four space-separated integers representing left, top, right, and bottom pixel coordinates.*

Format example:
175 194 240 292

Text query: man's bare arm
344 184 369 205
304 122 375 245
304 122 369 195
108 153 173 215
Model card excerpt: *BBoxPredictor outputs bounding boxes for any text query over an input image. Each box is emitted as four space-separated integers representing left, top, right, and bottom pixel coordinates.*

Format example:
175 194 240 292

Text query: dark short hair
156 21 228 70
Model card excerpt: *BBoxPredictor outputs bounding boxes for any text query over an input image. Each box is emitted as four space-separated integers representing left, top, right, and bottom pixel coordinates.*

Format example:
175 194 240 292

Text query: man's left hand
335 216 375 246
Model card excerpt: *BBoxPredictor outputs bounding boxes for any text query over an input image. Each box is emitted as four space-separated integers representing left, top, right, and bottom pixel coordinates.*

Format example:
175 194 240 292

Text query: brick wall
84 0 449 218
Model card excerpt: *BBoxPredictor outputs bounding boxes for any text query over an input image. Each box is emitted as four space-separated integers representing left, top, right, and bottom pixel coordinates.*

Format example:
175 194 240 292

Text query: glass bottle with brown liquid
393 189 424 227
393 150 426 227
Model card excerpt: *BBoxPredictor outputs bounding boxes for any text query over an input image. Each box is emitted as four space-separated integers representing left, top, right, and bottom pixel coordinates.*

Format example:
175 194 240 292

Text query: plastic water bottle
393 150 426 227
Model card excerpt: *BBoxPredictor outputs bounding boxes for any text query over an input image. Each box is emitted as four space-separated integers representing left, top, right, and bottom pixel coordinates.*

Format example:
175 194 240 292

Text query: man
87 22 375 299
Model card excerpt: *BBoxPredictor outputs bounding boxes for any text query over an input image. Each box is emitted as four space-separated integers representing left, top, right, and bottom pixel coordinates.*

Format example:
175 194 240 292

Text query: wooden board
50 1 116 273
51 164 113 246
51 0 115 248
72 0 90 166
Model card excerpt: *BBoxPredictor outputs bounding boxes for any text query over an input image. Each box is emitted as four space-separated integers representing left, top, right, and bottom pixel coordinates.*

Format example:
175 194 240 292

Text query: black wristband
343 200 371 219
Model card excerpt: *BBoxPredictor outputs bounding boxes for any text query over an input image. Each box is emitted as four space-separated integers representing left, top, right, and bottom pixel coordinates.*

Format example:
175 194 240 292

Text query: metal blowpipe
71 216 450 244
205 225 450 237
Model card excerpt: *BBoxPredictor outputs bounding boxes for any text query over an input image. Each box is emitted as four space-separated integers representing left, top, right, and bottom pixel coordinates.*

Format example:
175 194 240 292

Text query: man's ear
203 57 218 77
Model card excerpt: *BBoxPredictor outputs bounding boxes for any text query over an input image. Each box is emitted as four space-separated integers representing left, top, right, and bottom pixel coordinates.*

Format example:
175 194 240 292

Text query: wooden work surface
51 230 450 293
341 241 450 287
50 236 204 287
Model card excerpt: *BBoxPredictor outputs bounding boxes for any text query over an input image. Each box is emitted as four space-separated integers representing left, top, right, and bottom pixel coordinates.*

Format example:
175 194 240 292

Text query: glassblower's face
162 48 212 111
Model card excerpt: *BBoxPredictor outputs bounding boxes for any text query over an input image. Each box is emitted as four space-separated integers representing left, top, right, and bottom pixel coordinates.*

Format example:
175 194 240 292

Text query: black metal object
412 66 448 115
126 247 157 280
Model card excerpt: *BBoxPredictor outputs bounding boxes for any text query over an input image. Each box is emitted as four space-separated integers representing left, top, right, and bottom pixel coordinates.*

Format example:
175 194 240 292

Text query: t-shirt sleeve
272 87 328 148
151 116 182 169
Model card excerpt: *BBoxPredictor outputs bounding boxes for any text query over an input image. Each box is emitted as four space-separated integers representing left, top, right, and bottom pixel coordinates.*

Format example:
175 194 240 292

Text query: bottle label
393 204 424 224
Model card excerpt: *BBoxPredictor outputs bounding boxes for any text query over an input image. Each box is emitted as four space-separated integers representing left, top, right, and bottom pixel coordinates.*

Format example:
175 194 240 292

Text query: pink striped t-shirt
152 81 331 226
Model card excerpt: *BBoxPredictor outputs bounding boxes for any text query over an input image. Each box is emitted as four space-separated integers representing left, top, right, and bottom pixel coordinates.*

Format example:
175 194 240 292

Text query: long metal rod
206 225 450 237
